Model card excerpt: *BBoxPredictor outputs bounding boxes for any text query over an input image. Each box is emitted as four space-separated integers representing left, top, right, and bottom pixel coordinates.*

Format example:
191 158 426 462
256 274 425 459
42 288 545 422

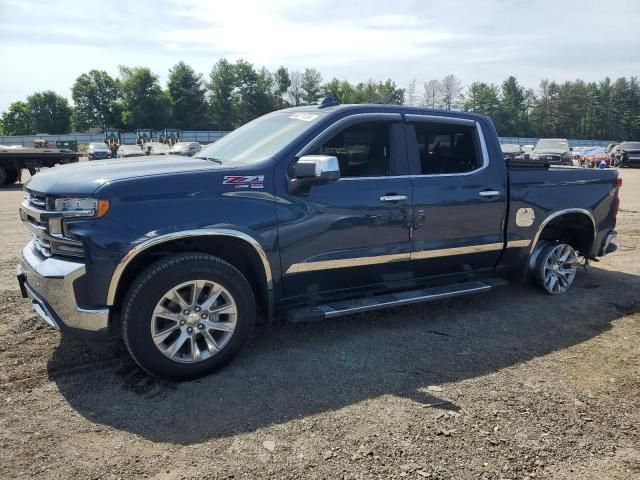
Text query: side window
313 122 392 177
413 122 482 174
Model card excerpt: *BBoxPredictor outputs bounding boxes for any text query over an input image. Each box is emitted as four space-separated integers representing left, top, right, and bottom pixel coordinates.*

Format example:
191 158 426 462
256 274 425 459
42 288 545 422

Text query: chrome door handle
379 195 408 202
478 190 501 198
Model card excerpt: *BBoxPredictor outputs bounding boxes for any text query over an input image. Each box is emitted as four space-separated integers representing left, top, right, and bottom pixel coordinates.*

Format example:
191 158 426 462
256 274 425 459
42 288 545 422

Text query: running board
287 279 506 323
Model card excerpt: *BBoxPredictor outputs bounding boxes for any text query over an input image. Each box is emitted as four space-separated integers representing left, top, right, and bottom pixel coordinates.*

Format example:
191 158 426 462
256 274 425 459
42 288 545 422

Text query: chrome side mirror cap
292 155 340 181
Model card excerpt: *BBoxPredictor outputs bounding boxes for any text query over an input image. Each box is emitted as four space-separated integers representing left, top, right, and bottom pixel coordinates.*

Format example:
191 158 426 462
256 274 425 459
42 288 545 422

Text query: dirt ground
0 167 639 480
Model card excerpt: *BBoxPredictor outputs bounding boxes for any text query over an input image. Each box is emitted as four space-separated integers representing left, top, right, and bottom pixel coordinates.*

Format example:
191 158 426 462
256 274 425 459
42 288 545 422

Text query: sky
0 0 639 112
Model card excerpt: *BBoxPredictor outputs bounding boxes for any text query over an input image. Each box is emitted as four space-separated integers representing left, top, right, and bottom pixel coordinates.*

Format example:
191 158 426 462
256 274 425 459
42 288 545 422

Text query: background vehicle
145 142 171 155
521 144 534 159
159 129 181 146
529 138 573 165
612 141 640 167
500 143 522 160
169 141 201 156
605 143 618 156
116 144 145 158
581 146 608 168
87 142 112 161
571 146 590 165
104 128 121 158
17 104 620 380
0 146 80 185
136 129 154 147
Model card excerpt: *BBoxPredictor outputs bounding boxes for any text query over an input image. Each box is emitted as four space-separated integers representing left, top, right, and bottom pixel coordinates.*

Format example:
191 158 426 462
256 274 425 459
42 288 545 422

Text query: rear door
276 113 413 299
405 115 507 277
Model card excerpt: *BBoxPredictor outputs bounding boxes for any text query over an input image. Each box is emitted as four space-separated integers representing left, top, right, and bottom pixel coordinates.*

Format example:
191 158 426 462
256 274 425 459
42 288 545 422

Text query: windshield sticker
223 175 264 189
288 113 318 122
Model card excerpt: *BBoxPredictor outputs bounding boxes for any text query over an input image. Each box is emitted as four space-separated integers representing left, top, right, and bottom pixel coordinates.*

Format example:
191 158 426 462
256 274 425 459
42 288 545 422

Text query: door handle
478 190 501 198
379 194 408 202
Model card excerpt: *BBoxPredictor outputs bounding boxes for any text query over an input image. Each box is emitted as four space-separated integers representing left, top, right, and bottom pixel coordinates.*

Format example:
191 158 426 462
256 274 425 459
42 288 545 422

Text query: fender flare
106 229 273 306
526 208 596 270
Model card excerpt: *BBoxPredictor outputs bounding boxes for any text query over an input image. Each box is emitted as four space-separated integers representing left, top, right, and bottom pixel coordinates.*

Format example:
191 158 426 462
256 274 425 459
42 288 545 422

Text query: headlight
53 198 110 218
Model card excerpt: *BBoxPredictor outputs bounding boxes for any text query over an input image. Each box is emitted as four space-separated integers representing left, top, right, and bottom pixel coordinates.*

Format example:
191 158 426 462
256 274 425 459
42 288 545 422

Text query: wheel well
537 213 595 257
113 236 269 317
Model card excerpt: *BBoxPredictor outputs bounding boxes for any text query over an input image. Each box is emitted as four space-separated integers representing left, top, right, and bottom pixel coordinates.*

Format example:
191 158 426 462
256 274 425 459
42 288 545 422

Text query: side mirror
292 155 340 180
289 155 340 195
569 147 573 151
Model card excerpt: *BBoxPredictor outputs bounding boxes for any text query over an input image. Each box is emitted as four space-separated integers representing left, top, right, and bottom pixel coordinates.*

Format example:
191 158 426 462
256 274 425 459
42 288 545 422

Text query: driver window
313 121 392 177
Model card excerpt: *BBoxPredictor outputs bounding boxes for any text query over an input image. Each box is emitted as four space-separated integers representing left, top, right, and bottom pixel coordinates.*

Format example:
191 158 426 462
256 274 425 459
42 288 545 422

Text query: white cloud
0 0 639 112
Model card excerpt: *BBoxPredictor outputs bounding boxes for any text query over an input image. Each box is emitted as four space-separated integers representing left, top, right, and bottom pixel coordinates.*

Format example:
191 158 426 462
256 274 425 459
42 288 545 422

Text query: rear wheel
122 253 256 380
534 243 578 295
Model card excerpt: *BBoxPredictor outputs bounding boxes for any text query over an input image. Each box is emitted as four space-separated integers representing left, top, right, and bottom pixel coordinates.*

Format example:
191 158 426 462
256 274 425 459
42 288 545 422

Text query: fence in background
0 131 228 147
0 132 617 148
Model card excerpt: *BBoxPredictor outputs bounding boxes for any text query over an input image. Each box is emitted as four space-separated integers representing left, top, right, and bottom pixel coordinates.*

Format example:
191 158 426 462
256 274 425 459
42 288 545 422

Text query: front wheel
534 243 578 295
121 253 256 380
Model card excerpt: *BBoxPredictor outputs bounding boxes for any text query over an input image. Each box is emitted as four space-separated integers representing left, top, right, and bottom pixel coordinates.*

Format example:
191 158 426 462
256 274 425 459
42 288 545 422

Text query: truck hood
25 155 226 195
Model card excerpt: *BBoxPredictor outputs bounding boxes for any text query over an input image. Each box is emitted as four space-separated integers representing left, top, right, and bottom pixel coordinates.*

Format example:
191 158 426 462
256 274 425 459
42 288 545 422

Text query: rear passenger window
313 122 392 177
413 122 482 174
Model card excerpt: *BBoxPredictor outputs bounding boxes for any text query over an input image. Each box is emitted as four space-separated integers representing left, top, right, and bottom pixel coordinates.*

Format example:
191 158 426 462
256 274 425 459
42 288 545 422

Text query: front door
276 116 413 299
405 115 507 278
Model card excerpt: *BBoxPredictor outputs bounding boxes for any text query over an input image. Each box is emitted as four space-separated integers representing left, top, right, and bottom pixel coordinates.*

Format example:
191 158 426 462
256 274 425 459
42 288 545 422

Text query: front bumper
17 241 110 336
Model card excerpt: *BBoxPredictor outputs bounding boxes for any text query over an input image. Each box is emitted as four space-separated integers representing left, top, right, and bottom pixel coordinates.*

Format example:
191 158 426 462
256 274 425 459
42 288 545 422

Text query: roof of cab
278 103 490 122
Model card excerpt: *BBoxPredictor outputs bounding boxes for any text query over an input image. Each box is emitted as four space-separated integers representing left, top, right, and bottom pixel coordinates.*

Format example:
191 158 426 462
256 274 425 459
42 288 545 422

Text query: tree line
1 59 639 141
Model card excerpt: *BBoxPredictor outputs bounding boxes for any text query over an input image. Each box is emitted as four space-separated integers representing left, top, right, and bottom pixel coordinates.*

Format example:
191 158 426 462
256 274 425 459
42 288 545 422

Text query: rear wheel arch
109 230 272 318
528 209 596 270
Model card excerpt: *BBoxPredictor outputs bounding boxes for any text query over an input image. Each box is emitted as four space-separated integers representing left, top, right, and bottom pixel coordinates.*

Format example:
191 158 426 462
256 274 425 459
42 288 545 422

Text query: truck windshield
535 139 568 150
195 111 326 165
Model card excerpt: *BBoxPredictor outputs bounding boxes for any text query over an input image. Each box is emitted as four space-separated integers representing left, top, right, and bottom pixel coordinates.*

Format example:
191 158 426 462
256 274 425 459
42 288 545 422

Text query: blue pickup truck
17 102 621 380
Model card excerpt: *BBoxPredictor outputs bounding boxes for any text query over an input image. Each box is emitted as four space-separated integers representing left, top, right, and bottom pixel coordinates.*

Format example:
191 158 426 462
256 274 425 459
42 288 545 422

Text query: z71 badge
223 175 264 189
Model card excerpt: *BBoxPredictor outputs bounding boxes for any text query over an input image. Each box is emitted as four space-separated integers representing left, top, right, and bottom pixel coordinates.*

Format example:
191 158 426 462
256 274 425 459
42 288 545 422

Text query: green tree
118 66 170 129
498 76 526 136
300 68 323 105
207 59 236 130
27 91 72 133
273 66 291 108
71 70 121 131
167 61 210 130
0 101 33 135
463 82 500 117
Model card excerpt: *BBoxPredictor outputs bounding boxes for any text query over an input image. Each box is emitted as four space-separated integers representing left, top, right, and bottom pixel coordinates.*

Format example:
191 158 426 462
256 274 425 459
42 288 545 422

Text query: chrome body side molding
107 229 273 306
286 240 532 275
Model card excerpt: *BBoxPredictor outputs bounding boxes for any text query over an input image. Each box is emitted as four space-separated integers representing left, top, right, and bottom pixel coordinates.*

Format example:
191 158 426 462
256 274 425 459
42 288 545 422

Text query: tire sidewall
122 254 255 380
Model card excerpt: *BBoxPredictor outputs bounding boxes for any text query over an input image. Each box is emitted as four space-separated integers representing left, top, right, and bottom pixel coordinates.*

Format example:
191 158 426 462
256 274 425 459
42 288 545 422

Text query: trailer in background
0 147 81 185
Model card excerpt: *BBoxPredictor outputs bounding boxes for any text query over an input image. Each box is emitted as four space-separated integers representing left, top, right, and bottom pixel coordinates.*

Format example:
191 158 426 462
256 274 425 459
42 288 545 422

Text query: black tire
0 166 7 186
5 168 19 185
121 253 256 380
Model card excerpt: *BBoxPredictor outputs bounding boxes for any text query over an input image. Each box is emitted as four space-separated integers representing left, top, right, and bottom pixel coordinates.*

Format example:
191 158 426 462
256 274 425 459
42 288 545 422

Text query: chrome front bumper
17 241 109 333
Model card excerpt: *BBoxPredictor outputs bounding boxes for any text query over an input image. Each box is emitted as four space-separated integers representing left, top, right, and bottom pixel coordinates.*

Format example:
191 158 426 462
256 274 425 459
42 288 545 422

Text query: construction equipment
159 129 181 146
104 128 121 158
136 129 153 147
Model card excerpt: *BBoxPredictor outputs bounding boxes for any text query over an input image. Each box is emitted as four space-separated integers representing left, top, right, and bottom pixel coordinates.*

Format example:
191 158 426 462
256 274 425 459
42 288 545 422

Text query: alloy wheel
150 280 237 363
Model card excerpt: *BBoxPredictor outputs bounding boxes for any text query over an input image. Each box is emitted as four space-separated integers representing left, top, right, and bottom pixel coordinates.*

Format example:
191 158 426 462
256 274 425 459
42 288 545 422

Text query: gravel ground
0 168 639 480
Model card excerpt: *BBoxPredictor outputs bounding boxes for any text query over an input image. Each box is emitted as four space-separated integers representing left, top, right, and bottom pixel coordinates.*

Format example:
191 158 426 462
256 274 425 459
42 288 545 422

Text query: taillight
613 176 622 217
